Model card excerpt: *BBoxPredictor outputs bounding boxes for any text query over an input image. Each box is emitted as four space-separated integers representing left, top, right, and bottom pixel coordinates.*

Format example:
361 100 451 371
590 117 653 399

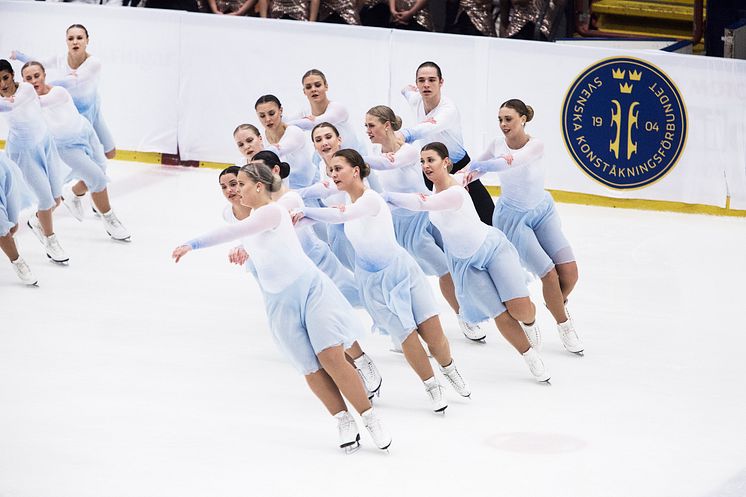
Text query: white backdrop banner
177 15 391 163
1 0 745 208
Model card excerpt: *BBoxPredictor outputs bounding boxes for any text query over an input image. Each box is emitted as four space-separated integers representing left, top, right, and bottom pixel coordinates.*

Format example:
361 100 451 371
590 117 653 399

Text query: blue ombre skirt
493 192 574 278
327 223 356 272
446 229 529 325
354 247 439 345
392 209 449 277
0 152 34 235
263 269 362 375
5 133 64 211
302 232 362 308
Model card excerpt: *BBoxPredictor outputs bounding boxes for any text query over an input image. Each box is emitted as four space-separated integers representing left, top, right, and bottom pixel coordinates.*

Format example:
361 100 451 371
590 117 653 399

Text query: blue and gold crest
561 57 687 190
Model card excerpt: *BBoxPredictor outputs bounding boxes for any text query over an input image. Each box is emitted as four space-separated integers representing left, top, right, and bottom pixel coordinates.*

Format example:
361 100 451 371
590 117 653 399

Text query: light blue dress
190 203 362 375
0 82 64 211
40 86 109 192
386 185 530 326
0 152 33 236
365 143 449 277
14 52 116 153
471 137 575 277
303 189 440 345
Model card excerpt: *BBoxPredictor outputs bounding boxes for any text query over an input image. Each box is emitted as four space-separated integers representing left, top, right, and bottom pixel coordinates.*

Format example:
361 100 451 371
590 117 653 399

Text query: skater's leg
556 261 578 302
305 368 347 415
316 344 371 414
417 315 453 368
505 296 536 325
400 329 436 381
494 311 531 354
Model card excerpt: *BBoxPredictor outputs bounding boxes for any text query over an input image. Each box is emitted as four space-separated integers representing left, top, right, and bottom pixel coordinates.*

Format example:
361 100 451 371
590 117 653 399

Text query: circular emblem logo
562 57 687 190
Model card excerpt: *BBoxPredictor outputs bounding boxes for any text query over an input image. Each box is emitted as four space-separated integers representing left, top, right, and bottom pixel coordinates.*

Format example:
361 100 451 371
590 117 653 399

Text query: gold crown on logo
612 68 626 79
629 70 642 81
619 82 633 94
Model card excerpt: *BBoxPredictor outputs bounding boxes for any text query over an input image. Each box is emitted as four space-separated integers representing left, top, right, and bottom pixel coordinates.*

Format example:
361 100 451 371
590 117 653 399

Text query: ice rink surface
2 161 746 497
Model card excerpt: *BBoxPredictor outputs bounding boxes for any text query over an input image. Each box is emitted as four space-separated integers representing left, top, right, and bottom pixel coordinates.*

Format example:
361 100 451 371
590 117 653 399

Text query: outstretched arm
296 180 337 201
386 187 463 212
301 191 379 224
399 104 458 143
364 144 419 171
287 101 349 130
173 204 281 261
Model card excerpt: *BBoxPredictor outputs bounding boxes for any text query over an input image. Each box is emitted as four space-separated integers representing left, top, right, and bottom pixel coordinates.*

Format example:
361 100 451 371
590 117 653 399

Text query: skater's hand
9 50 17 60
464 170 478 185
384 152 396 163
303 114 315 122
418 193 429 202
333 204 346 213
172 245 192 263
421 117 437 125
291 210 305 225
228 247 249 265
405 84 418 92
502 153 514 165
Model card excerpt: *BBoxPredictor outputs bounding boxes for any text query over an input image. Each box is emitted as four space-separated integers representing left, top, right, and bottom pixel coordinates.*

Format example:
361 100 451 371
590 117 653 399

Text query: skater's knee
316 344 348 370
9 224 18 236
105 148 116 160
506 297 535 322
557 261 578 285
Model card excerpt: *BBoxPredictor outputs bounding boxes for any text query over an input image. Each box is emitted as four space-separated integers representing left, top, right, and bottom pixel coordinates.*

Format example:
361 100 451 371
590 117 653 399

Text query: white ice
2 161 746 497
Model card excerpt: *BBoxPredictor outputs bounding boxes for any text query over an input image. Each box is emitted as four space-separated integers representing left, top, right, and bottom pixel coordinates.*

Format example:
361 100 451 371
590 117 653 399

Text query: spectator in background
360 0 433 31
445 0 496 36
499 0 566 40
207 0 268 16
313 0 361 24
269 0 312 21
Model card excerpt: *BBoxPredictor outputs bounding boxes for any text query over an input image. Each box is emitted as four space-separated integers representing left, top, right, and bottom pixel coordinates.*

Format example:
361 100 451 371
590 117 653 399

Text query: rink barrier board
1 140 743 217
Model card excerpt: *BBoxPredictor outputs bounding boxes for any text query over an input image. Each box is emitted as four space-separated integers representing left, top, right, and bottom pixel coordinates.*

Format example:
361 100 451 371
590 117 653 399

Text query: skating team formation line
1 24 585 454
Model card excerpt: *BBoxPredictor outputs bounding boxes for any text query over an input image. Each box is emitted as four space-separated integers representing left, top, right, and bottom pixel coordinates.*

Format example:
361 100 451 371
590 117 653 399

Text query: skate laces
47 234 62 250
14 259 31 275
337 412 356 434
105 212 123 229
558 320 578 341
441 364 465 389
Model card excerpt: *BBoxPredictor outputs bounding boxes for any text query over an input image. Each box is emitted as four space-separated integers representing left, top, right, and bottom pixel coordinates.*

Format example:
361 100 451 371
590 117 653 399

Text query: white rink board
1 1 746 207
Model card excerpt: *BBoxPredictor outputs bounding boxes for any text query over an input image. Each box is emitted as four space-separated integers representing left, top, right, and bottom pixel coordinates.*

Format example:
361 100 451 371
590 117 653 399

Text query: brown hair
233 123 261 136
500 99 534 122
240 162 282 193
416 61 442 79
21 61 45 75
333 149 370 178
67 24 89 38
366 105 402 131
311 122 340 140
302 68 328 85
421 142 452 172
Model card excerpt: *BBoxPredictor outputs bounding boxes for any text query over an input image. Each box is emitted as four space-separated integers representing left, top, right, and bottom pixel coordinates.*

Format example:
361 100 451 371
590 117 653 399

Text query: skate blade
465 336 487 343
47 255 69 265
368 390 381 401
434 406 448 414
342 442 360 455
107 232 132 243
570 350 585 356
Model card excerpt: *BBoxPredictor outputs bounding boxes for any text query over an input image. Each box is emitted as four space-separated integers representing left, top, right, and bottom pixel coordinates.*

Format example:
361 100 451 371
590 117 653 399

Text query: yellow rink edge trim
483 186 746 217
1 141 742 217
